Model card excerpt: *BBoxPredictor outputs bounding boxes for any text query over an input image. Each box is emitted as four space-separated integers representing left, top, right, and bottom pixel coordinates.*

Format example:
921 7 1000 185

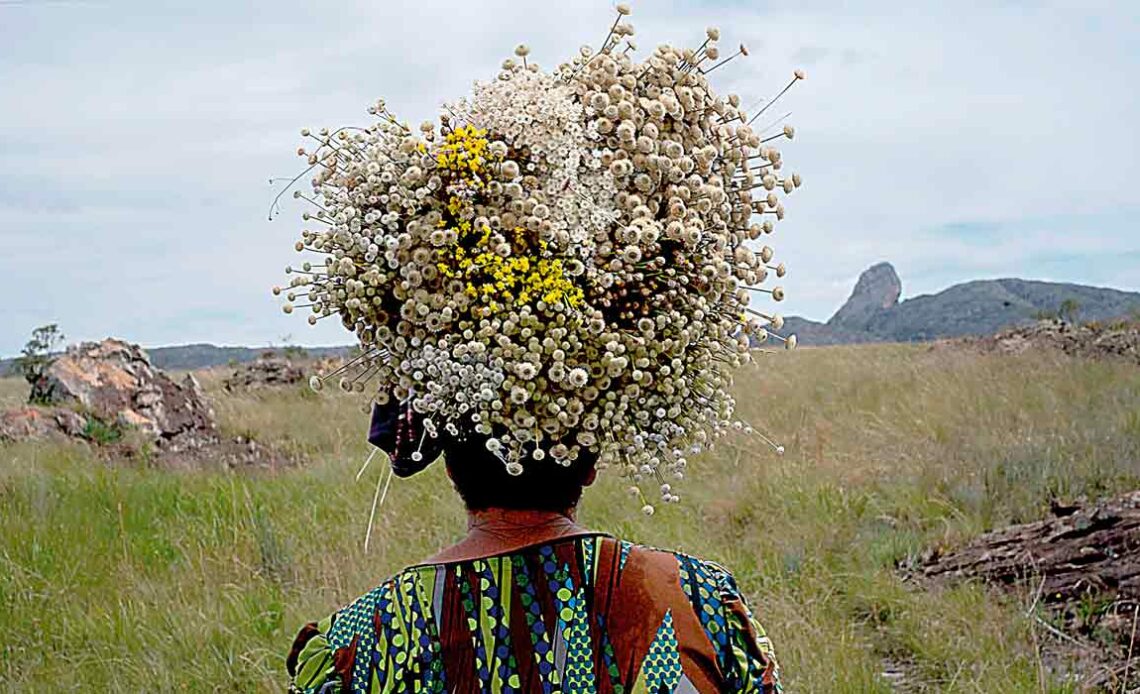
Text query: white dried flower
568 367 589 388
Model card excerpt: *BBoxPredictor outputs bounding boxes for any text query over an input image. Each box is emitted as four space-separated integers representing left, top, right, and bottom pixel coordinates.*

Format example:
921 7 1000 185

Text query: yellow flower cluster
435 124 489 182
438 227 583 310
476 250 583 308
430 125 582 312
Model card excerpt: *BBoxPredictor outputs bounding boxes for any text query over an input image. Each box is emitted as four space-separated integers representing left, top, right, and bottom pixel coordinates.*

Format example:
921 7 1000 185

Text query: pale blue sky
1 0 1137 355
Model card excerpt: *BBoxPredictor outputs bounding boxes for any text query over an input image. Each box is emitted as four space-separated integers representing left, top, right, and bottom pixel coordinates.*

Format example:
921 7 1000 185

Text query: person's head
367 400 597 514
441 435 597 514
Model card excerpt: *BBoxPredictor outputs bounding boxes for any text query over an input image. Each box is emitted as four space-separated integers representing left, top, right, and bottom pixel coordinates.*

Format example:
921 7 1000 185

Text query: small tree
16 324 65 404
1059 299 1081 325
279 334 306 360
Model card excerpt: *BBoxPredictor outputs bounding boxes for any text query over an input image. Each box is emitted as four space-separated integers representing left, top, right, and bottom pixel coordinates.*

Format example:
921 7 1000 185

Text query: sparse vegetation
278 334 308 361
14 323 64 404
81 416 123 445
1033 299 1084 324
1059 298 1082 324
2 345 1139 691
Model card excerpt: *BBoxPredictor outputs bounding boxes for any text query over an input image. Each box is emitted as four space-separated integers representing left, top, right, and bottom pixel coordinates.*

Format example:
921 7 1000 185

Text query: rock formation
2 338 287 468
912 489 1140 688
827 262 902 332
0 406 86 442
29 338 216 446
947 318 1140 365
918 490 1140 602
782 262 1140 346
222 353 305 391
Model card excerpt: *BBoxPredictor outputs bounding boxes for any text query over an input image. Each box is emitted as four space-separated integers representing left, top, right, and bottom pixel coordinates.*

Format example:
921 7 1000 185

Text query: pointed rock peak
828 262 902 331
854 263 902 309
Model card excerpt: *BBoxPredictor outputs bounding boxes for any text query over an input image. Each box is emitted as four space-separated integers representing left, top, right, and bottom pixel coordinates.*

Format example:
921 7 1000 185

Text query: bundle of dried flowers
272 4 804 511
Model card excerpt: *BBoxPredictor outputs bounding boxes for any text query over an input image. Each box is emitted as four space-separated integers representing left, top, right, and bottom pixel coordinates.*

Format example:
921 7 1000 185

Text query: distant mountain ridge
1 343 354 376
784 263 1140 345
144 343 354 370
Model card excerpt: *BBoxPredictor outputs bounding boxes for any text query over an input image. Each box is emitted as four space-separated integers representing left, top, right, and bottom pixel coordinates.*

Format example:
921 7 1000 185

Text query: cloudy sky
1 0 1136 356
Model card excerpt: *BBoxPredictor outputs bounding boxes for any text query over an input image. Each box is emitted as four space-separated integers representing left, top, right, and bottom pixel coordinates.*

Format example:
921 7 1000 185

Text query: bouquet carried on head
273 3 804 512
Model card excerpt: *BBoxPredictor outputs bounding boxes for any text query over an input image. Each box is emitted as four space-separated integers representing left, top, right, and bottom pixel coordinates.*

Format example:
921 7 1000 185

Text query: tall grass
0 375 27 410
1 345 1137 691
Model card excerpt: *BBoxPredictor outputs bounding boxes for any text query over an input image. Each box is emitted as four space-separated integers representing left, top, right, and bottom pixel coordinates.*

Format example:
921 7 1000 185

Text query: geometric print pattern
289 535 782 693
636 611 683 692
676 553 732 683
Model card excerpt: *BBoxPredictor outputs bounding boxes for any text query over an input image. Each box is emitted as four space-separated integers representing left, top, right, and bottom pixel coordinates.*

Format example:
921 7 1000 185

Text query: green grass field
2 345 1139 691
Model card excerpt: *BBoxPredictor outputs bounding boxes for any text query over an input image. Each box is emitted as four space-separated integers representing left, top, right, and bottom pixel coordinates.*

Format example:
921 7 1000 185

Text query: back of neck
424 507 594 564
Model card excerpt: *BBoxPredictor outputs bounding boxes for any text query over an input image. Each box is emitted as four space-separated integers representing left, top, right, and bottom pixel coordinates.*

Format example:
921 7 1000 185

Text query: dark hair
442 437 597 512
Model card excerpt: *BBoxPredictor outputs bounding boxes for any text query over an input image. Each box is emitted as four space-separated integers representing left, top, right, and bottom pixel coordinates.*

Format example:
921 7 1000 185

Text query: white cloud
0 0 1137 354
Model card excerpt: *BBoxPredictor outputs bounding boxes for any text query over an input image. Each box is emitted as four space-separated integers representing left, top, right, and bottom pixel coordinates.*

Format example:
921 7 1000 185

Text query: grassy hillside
1 345 1139 691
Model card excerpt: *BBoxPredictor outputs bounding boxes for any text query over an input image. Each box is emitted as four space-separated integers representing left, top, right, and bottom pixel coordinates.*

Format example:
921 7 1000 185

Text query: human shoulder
632 545 756 626
288 567 441 692
615 541 743 596
672 550 745 600
324 577 392 645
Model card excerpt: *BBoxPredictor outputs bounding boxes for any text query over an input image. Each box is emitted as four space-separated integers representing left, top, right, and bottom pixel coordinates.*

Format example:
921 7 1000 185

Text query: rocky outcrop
827 262 902 332
222 353 305 391
912 490 1140 690
918 490 1140 602
945 319 1140 365
28 338 216 446
0 406 86 442
2 338 289 468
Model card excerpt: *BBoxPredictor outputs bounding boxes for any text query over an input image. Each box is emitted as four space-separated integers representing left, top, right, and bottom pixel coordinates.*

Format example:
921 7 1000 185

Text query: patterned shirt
287 534 780 693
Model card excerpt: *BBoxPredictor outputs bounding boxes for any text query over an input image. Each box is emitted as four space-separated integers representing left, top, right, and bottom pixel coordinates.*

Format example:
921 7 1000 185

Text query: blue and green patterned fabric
288 535 780 693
